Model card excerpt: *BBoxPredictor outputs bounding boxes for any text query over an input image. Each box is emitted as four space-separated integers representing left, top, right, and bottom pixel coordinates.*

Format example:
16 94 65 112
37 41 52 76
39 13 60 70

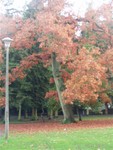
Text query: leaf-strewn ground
0 116 113 150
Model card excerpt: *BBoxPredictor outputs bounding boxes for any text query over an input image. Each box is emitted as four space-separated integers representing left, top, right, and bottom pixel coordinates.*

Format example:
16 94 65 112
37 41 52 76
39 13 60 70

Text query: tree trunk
51 52 75 123
78 108 82 121
32 107 35 119
34 108 38 120
64 104 75 123
50 110 54 119
55 110 58 118
86 108 89 115
25 109 28 119
105 103 108 115
18 103 22 121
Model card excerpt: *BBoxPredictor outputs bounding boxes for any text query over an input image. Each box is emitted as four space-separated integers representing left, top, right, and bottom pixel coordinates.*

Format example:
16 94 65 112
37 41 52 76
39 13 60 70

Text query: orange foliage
63 48 107 103
11 53 39 81
10 52 51 81
0 97 5 107
13 19 36 49
45 90 59 101
0 87 5 107
79 2 113 50
36 11 77 63
0 87 5 93
4 0 112 106
100 93 111 103
0 15 22 49
101 49 113 73
61 70 71 82
49 77 55 84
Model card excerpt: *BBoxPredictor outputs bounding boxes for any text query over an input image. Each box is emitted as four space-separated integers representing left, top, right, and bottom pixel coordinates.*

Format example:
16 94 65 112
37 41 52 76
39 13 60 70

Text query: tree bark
105 103 108 115
51 52 75 123
86 108 89 115
78 108 82 121
25 109 28 119
55 110 58 118
34 108 38 120
18 103 22 121
50 110 54 119
32 107 35 119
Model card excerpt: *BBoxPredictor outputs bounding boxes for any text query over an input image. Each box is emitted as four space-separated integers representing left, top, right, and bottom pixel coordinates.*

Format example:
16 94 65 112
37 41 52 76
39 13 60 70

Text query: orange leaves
61 70 71 82
11 53 39 80
63 48 107 104
0 87 5 107
81 3 113 50
0 15 21 45
49 77 55 84
11 0 77 54
0 71 4 81
10 52 51 82
0 87 5 93
10 67 26 81
100 93 111 103
20 53 39 68
101 48 113 72
0 97 5 107
13 19 36 49
36 4 77 63
2 0 111 108
45 90 59 101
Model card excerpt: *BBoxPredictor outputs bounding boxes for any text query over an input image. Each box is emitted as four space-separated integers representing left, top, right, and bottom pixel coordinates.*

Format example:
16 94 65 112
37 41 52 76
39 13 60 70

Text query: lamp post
2 37 13 140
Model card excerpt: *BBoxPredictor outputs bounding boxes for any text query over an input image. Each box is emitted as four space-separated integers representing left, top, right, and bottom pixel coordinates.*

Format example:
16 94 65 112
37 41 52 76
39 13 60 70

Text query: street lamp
2 37 13 140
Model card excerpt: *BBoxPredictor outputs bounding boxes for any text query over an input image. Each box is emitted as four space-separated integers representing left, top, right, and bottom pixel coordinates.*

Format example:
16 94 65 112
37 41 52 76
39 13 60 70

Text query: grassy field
83 114 113 120
0 127 113 150
1 114 113 124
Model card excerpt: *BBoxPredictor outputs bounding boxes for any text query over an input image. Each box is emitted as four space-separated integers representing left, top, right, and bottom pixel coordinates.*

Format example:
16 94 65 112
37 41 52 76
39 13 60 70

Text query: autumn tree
12 0 113 123
12 0 77 123
10 63 49 120
80 2 113 104
62 48 107 103
77 2 113 51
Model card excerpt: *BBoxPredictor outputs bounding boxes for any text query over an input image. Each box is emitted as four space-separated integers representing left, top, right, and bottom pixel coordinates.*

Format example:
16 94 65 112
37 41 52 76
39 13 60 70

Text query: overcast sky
68 0 111 16
0 0 111 14
12 0 32 10
12 0 111 10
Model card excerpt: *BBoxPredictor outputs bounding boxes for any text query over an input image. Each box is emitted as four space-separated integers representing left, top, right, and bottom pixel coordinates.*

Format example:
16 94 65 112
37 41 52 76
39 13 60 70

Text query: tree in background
11 0 76 123
10 63 49 121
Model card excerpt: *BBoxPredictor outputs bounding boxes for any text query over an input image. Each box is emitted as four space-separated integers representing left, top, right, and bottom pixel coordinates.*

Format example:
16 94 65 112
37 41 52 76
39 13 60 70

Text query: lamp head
2 37 13 49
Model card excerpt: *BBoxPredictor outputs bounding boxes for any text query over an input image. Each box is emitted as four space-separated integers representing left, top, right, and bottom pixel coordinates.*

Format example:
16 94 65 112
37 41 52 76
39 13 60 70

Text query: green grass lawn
83 114 113 120
0 115 113 124
0 128 113 150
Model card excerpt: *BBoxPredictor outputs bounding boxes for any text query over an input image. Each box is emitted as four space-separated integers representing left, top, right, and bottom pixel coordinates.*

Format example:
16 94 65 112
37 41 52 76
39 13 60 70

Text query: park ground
0 115 113 150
